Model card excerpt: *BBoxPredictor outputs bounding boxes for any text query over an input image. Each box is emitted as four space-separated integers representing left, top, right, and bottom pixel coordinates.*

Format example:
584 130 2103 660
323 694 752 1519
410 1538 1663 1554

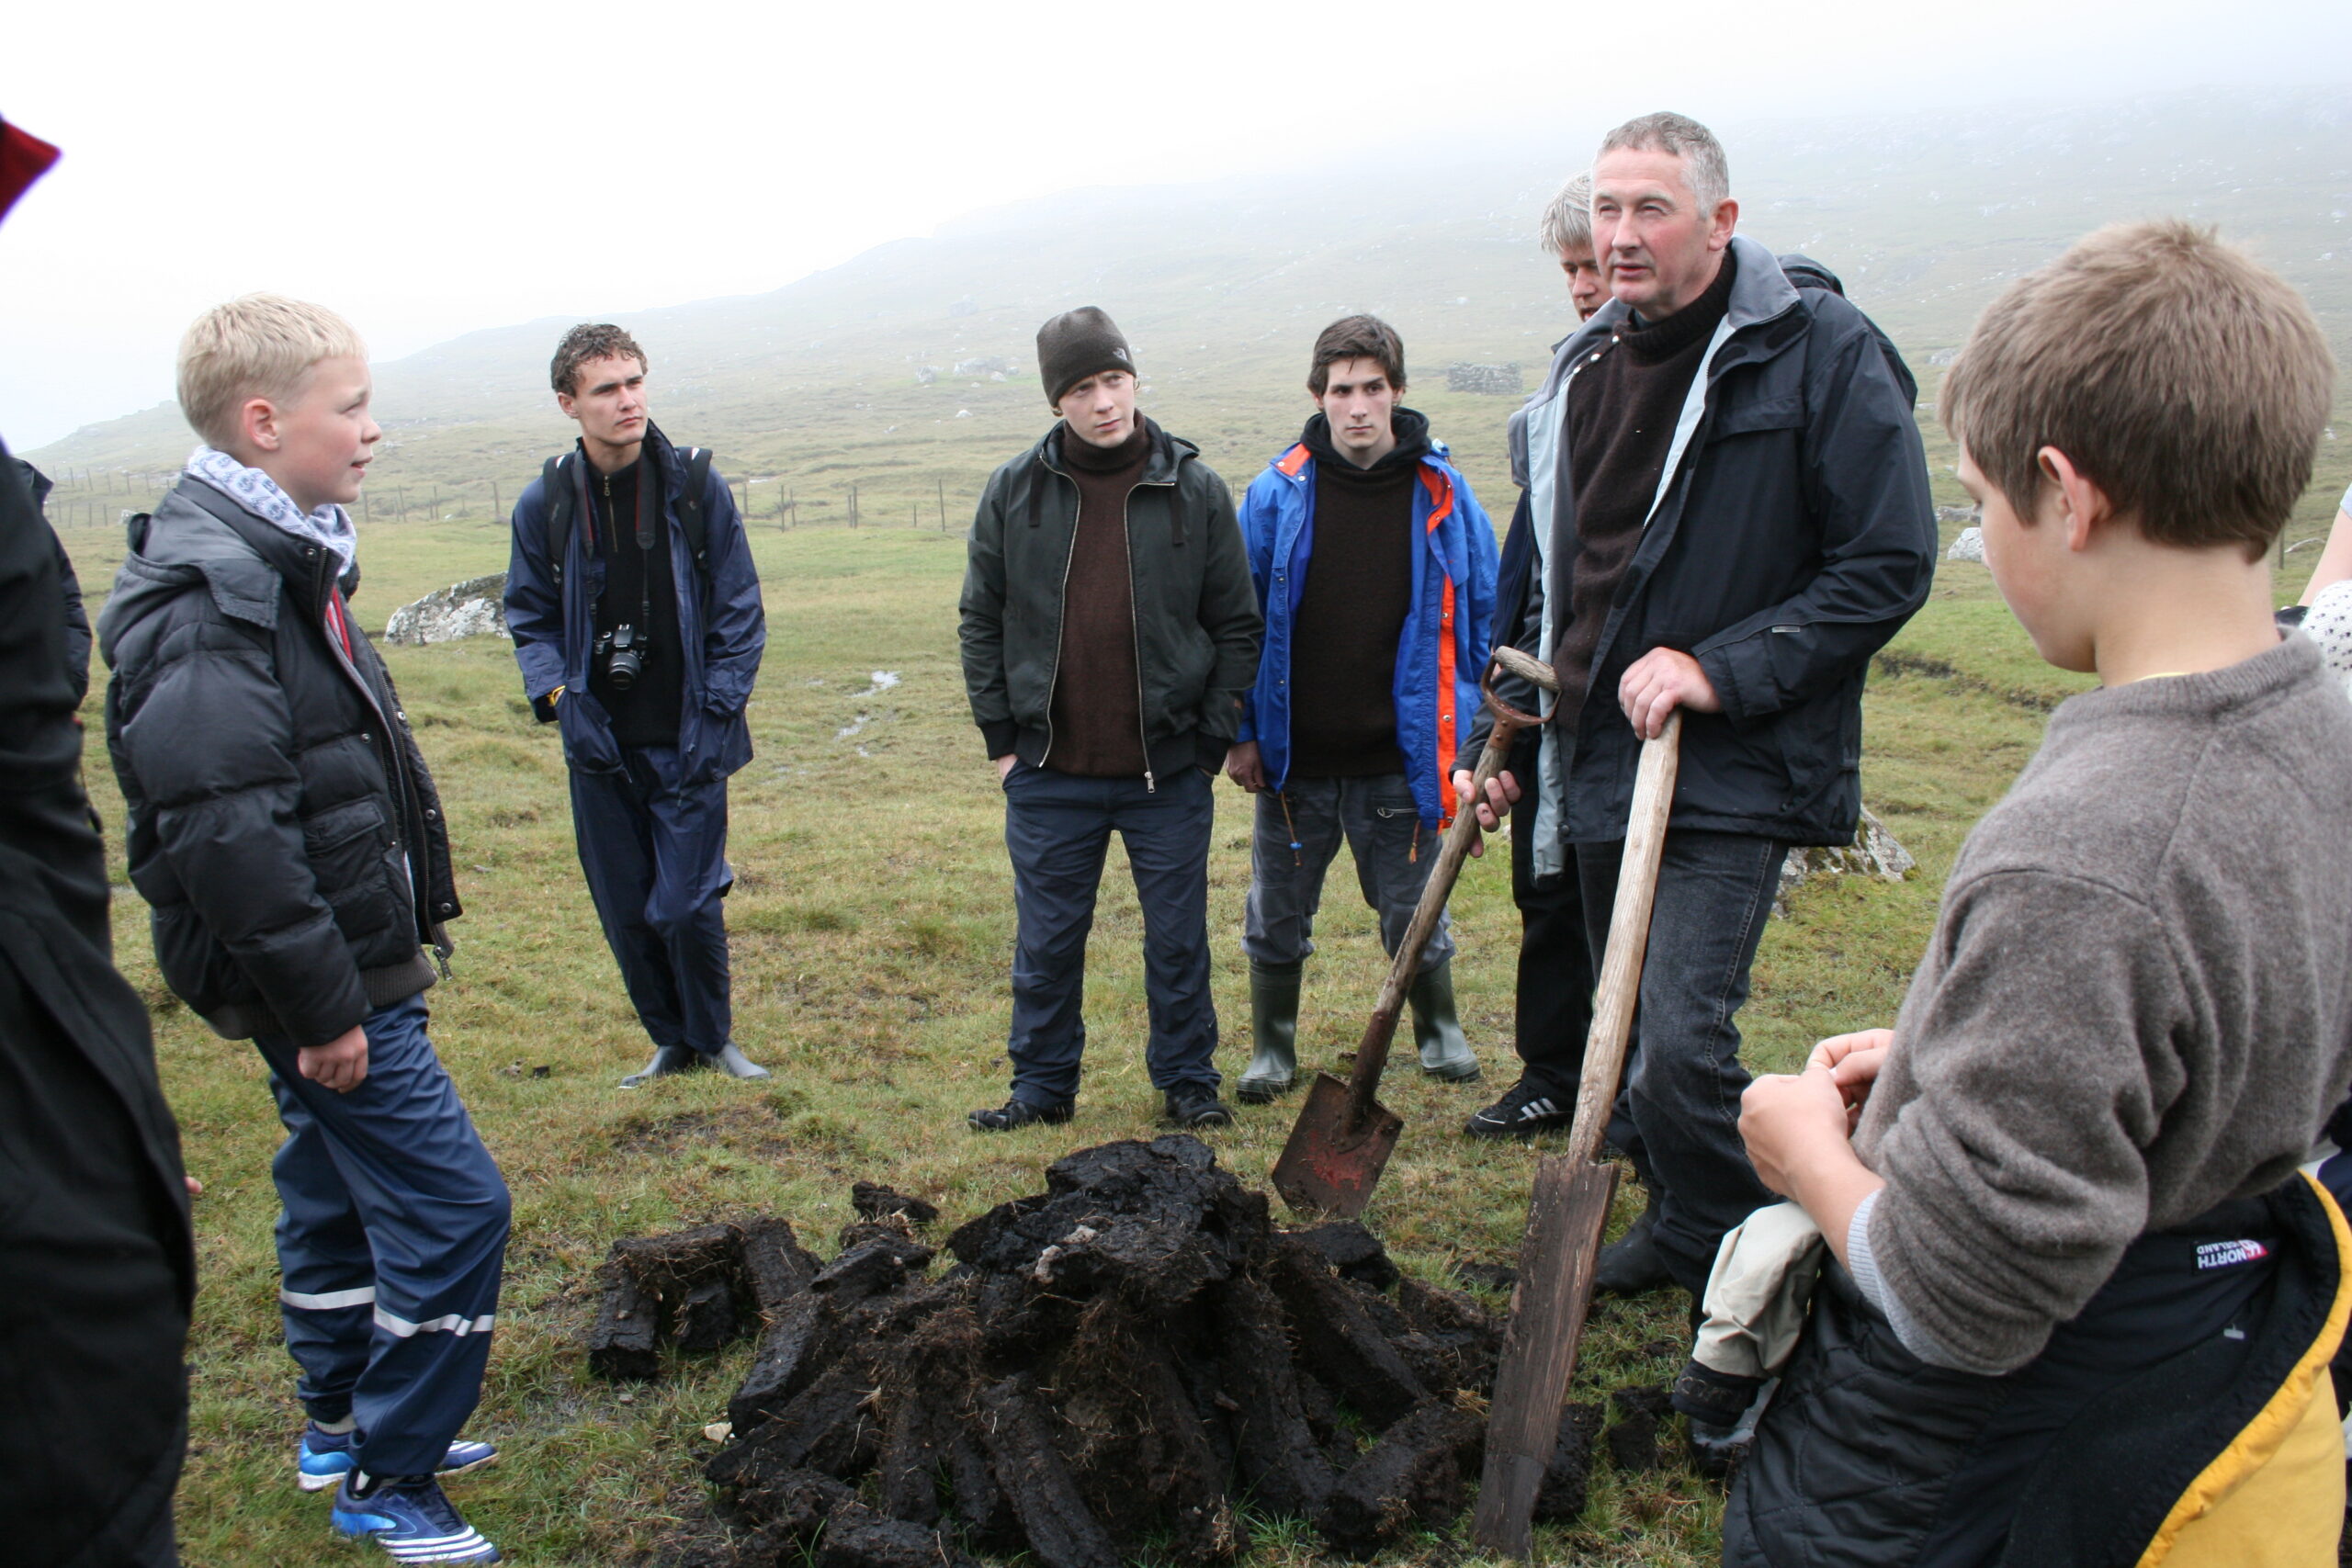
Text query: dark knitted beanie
1036 307 1136 407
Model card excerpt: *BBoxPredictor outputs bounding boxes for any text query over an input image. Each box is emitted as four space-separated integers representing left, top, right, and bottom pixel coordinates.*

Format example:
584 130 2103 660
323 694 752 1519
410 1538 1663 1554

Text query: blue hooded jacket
1237 424 1498 829
505 423 765 787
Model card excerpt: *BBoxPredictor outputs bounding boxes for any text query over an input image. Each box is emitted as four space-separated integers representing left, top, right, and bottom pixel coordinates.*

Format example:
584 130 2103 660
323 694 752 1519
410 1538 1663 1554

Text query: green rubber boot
1410 959 1482 1082
1238 961 1303 1104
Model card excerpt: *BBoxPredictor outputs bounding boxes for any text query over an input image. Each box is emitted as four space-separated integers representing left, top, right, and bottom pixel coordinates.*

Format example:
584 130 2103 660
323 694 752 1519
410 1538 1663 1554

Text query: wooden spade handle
1564 709 1682 1165
1337 647 1558 1126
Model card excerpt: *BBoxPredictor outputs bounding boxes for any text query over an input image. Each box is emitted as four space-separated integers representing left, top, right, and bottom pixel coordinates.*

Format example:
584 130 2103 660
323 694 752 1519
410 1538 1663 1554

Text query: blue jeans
1575 829 1788 1295
1241 773 1452 974
568 744 735 1055
1001 763 1220 1105
254 995 510 1476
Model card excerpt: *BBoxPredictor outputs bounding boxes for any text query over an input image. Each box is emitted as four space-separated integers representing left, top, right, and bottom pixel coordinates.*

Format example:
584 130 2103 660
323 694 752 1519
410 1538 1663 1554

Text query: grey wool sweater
1853 634 2352 1373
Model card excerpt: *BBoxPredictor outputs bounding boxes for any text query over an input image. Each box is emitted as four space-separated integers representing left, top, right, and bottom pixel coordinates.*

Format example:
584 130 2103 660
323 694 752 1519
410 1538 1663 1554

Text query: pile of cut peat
585 1137 1608 1567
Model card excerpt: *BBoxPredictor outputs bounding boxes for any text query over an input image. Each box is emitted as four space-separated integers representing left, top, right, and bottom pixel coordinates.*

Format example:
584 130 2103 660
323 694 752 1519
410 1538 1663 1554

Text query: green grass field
52 508 2328 1566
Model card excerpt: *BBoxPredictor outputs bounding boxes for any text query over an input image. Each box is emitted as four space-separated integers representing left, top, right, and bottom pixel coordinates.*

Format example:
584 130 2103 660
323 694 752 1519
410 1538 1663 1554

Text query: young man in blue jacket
505 325 769 1089
1227 317 1499 1101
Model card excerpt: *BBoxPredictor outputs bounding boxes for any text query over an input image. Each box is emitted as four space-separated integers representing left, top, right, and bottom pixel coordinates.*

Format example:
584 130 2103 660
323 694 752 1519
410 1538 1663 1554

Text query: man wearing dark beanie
958 308 1262 1131
1227 317 1498 1103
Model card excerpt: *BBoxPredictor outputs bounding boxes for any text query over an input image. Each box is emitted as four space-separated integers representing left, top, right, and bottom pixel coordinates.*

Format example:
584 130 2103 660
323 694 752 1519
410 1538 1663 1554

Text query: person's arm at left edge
1623 307 1937 739
504 477 569 721
1195 471 1265 765
698 465 766 717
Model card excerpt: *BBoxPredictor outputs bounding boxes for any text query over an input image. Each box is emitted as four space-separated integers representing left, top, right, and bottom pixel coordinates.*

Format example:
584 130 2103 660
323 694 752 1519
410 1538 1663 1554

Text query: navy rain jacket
505 422 765 785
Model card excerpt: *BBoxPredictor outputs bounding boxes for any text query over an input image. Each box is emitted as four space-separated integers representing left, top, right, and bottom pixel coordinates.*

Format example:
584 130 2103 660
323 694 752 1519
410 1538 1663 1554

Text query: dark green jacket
959 419 1262 785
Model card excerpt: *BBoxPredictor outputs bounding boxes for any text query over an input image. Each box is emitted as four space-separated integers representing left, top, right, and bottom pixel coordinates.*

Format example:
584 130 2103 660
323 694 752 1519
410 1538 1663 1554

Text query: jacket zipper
1122 481 1154 794
1036 459 1080 768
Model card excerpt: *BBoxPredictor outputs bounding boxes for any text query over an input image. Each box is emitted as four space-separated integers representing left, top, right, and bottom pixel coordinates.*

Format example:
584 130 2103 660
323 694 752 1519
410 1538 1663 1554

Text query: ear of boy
1982 445 2278 688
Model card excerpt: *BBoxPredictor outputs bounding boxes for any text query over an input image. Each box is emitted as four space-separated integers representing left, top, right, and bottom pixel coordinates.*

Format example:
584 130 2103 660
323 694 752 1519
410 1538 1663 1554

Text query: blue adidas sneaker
330 1472 500 1563
298 1424 498 1492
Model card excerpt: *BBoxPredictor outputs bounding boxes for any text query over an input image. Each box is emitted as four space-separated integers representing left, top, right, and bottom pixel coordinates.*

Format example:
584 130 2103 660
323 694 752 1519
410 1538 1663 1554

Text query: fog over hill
29 88 2352 533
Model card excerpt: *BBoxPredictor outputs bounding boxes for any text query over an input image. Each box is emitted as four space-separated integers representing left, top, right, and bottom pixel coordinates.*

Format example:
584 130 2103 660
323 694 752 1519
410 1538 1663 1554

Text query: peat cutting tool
1269 644 1561 1219
1470 707 1682 1559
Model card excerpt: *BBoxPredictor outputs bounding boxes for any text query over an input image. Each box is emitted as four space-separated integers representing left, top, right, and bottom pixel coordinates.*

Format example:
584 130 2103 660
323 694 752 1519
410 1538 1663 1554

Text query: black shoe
1463 1078 1575 1138
618 1045 702 1089
1163 1083 1234 1128
1593 1199 1673 1297
967 1097 1073 1133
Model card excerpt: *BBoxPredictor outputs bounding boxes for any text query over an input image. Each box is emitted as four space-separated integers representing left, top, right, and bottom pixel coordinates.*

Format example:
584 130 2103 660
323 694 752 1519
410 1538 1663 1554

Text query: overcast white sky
3 0 2346 450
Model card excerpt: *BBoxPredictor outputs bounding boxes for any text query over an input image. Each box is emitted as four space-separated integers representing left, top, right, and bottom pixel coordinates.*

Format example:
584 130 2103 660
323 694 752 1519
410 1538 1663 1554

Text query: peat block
648 1138 1510 1564
945 1136 1265 1303
1287 1220 1402 1290
1607 1383 1675 1473
1317 1399 1486 1559
851 1181 940 1225
584 1261 663 1382
1535 1403 1606 1521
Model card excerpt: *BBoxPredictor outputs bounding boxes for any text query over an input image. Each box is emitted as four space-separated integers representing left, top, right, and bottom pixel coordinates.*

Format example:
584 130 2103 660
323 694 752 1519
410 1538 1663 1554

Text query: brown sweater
1045 419 1151 776
1853 635 2352 1372
1554 246 1736 721
1288 412 1428 776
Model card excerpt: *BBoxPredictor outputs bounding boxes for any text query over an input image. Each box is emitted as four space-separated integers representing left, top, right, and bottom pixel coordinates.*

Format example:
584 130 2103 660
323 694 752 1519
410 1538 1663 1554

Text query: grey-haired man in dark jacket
1456 112 1936 1302
958 308 1263 1132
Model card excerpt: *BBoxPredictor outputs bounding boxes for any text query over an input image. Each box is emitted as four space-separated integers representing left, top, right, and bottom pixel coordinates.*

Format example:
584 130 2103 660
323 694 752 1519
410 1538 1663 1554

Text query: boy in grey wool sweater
1727 221 2352 1567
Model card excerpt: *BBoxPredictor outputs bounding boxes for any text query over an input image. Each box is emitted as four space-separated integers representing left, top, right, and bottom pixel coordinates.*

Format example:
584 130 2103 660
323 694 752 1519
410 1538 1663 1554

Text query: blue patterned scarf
186 446 359 571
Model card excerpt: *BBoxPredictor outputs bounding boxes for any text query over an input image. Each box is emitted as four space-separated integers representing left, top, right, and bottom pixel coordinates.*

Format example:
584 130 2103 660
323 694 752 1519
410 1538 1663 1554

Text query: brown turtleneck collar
1620 243 1738 364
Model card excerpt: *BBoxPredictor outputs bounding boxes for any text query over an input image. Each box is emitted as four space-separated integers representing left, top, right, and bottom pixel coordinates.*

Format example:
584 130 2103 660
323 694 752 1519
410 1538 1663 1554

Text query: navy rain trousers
255 995 508 1478
568 742 735 1056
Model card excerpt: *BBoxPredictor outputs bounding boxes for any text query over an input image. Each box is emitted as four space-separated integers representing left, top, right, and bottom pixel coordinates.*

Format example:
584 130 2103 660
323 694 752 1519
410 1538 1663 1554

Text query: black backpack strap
674 446 714 574
541 454 576 586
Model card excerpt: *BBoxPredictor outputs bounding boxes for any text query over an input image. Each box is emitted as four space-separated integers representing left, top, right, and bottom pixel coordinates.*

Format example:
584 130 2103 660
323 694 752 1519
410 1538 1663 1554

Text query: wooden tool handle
1563 710 1682 1165
1339 649 1560 1122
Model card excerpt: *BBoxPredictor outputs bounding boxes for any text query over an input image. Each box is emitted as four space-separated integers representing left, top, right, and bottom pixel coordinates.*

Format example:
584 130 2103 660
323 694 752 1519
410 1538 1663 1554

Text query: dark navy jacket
1485 236 1937 849
505 423 764 786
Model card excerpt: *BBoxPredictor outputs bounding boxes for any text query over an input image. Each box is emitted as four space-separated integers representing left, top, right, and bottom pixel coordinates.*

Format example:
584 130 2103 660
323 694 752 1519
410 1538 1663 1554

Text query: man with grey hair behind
1463 169 1611 1143
1456 112 1936 1313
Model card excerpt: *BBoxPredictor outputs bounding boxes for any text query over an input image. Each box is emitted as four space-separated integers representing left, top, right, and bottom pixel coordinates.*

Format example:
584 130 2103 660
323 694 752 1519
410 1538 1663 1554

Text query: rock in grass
384 572 510 645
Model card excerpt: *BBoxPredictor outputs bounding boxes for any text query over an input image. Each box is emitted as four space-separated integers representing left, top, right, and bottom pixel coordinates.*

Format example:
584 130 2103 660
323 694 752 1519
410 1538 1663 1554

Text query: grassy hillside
27 88 2352 559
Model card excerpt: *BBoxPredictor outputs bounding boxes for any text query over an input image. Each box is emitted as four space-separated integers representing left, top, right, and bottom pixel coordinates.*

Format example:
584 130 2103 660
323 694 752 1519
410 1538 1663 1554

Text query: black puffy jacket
1484 238 1937 847
98 478 459 1048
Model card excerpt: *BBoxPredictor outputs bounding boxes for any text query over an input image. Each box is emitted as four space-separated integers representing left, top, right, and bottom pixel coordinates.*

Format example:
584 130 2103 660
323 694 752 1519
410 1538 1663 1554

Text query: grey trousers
1242 773 1452 973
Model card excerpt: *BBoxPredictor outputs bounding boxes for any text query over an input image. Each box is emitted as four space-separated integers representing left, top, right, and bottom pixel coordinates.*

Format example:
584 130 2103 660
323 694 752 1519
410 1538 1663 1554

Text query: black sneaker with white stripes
1462 1078 1575 1138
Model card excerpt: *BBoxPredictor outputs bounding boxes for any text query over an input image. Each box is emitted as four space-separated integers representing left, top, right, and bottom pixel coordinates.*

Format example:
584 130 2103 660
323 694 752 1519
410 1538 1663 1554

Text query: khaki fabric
1697 1201 1827 1380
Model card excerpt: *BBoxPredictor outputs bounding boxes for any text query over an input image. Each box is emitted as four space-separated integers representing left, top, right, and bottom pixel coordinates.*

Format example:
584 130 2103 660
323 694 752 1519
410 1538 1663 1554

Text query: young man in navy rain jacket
1227 316 1498 1101
505 325 769 1089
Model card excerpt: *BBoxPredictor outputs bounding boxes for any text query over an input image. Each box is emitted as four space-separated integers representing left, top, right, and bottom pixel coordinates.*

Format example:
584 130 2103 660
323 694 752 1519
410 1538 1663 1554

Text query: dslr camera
596 623 648 689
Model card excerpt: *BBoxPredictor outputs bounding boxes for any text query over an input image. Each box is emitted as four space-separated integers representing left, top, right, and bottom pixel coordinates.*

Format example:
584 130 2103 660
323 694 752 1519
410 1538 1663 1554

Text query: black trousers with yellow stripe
1724 1173 2349 1568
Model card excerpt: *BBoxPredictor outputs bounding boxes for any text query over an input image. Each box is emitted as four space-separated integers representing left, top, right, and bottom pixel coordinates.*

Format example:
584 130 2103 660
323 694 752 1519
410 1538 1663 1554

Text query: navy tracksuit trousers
1001 763 1220 1106
568 744 735 1055
255 994 509 1477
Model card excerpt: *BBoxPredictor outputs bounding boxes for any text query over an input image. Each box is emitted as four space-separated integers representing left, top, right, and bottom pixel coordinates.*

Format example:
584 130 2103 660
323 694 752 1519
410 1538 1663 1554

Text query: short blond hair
1942 220 2335 559
176 294 368 448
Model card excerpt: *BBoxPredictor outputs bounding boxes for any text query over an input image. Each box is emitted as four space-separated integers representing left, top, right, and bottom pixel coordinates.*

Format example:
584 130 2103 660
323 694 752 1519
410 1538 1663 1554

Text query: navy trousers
1575 829 1788 1295
1001 763 1220 1106
568 744 735 1055
254 994 509 1477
